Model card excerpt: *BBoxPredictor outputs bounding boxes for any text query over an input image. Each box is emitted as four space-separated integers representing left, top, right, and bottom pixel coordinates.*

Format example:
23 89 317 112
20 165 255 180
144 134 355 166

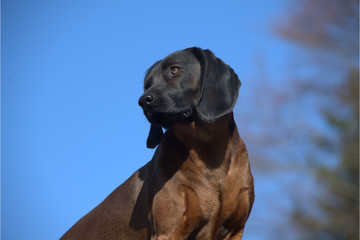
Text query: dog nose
138 93 155 107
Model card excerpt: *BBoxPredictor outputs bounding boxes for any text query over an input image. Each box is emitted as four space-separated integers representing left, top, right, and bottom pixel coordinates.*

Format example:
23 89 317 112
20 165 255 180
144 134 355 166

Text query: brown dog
61 47 254 240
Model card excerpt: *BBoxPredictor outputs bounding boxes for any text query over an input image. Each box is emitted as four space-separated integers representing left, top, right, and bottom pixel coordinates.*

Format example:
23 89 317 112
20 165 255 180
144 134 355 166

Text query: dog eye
170 66 180 75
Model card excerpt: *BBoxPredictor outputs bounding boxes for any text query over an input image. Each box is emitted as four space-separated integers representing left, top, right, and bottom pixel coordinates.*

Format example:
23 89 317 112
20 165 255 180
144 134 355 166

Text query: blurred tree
274 0 359 239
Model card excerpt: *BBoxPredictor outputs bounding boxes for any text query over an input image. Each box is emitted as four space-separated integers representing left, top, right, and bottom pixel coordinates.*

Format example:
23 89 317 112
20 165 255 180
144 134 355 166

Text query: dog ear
146 124 164 149
191 47 241 122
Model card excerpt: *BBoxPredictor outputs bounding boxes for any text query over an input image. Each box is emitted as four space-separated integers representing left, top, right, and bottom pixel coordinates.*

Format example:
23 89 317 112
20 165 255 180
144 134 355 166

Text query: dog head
138 47 241 148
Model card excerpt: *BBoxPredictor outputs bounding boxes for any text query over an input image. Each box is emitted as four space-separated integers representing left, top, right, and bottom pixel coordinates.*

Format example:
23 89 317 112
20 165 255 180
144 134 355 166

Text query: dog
61 47 254 240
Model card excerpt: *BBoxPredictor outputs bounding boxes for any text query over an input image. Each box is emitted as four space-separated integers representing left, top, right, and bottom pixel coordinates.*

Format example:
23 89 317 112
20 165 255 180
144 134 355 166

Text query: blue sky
2 1 290 239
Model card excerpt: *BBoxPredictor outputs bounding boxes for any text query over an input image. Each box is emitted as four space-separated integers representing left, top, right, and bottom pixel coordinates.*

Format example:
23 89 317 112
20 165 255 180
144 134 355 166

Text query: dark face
138 50 201 128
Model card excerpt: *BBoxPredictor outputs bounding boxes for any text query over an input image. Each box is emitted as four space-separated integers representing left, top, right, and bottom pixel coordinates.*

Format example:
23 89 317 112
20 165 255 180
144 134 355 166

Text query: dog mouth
143 107 193 128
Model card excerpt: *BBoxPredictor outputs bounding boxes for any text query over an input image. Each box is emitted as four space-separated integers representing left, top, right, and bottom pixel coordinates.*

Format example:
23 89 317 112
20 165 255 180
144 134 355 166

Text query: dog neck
169 112 241 170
